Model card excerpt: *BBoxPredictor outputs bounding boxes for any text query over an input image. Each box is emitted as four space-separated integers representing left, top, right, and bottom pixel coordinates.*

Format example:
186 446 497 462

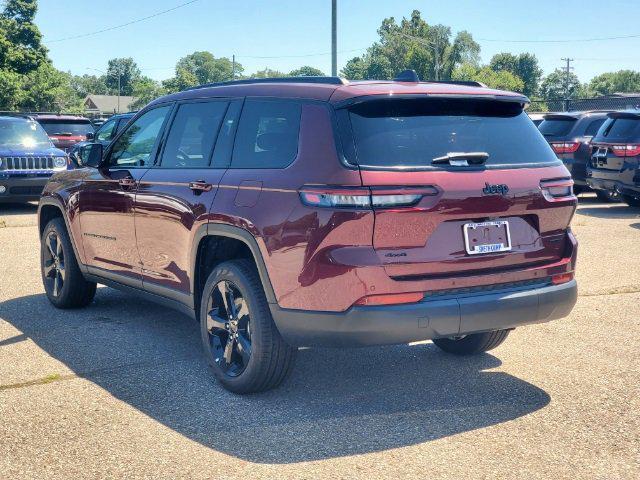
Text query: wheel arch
38 196 86 272
191 223 277 318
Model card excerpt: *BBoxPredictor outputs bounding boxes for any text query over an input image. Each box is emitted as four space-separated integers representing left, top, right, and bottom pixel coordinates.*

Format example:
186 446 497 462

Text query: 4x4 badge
482 183 509 196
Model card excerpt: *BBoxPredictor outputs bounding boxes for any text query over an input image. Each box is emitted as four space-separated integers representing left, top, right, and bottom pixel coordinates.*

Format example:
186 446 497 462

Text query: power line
45 0 201 44
478 33 640 43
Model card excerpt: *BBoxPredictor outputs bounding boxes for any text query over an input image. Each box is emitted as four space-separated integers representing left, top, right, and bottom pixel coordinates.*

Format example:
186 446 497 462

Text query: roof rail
425 80 487 88
186 76 348 91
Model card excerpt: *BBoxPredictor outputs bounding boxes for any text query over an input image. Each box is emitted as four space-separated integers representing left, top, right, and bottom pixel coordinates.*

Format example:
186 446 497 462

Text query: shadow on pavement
576 204 640 219
0 289 550 464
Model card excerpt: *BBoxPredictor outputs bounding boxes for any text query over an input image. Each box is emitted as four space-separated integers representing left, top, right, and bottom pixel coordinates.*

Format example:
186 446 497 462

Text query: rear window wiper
432 152 489 166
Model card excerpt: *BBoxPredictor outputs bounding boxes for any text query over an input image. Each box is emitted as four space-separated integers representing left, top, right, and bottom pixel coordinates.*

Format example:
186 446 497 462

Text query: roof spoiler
608 111 640 119
393 69 486 87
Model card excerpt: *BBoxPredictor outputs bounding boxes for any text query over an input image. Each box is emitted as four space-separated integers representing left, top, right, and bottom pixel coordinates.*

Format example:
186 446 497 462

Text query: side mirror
86 131 95 141
79 143 103 168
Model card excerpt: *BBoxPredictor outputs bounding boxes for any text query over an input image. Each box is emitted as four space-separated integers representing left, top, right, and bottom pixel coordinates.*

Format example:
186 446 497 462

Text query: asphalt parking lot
0 196 638 479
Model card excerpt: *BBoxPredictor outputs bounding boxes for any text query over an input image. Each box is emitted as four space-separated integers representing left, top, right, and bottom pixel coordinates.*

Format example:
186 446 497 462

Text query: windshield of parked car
0 118 53 148
38 120 94 136
346 97 557 168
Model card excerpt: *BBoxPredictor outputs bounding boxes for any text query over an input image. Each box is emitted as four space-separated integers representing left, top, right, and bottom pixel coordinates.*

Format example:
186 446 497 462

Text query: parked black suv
587 110 640 207
539 111 613 200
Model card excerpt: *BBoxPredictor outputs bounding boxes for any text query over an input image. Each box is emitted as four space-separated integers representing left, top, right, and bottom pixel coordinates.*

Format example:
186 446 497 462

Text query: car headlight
53 156 67 168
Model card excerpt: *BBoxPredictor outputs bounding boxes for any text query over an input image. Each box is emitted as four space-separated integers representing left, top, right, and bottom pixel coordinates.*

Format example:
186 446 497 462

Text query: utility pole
561 57 574 111
331 0 337 76
117 72 121 113
232 54 236 80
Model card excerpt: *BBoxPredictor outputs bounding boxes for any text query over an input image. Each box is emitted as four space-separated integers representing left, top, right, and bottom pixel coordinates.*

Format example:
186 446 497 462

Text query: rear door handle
189 180 213 194
118 177 136 188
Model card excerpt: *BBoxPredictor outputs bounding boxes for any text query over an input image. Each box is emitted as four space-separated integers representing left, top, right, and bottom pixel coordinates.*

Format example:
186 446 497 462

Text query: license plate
463 220 512 255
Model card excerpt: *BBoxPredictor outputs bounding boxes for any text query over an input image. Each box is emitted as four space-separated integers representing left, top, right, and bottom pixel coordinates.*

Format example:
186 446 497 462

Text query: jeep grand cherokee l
587 110 640 207
539 111 612 200
38 74 578 393
0 116 68 203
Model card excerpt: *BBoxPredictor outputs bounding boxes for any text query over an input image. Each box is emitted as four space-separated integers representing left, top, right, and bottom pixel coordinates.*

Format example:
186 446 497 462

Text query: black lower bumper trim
270 280 578 347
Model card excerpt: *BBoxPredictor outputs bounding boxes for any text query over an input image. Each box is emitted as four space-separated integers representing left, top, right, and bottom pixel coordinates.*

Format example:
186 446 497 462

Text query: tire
199 259 296 394
432 330 510 355
596 190 619 203
41 218 96 308
573 185 585 195
622 194 640 208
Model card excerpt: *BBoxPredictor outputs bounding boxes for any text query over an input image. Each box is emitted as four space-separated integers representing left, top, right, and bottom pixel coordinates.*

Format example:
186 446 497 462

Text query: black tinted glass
39 120 94 136
584 119 606 137
160 101 228 168
538 118 576 137
348 98 557 168
600 117 640 141
232 100 301 169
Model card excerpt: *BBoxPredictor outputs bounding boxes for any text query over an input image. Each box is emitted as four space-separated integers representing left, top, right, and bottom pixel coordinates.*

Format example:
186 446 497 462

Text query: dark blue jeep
0 116 69 203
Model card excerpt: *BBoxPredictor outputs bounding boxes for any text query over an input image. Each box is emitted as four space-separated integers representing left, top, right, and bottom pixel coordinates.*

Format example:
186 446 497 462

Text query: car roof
0 115 36 123
148 78 528 108
33 114 91 122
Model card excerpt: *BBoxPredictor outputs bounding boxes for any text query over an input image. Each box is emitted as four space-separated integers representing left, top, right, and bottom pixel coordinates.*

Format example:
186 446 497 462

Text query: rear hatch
338 96 576 279
591 112 640 172
38 119 94 151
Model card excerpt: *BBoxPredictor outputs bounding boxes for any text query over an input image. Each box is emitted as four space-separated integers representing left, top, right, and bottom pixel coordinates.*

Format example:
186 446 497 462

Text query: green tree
250 68 286 78
289 66 325 76
162 68 198 93
0 0 48 75
453 64 524 92
341 10 480 81
540 69 582 99
105 57 141 96
20 63 83 112
175 51 242 84
489 52 542 97
69 74 107 97
131 76 166 109
588 70 640 96
0 70 23 109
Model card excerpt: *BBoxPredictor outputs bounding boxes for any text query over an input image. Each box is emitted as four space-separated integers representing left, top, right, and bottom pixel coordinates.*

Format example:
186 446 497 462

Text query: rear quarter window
345 98 558 169
231 100 301 169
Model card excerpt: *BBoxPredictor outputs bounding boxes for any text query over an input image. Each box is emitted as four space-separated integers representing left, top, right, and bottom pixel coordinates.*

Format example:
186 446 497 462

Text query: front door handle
118 177 136 188
189 180 213 194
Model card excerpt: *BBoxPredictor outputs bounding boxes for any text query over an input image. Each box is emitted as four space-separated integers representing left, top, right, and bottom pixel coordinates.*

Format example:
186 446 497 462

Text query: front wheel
432 330 510 355
40 218 96 308
622 194 640 208
200 259 296 394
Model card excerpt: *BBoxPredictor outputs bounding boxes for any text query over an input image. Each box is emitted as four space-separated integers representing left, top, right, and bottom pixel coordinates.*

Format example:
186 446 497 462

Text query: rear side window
538 118 576 137
598 117 640 141
160 101 228 168
232 100 301 169
346 98 557 168
584 119 606 137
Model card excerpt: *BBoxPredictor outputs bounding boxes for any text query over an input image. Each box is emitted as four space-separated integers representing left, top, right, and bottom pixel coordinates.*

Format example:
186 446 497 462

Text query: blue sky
36 0 640 82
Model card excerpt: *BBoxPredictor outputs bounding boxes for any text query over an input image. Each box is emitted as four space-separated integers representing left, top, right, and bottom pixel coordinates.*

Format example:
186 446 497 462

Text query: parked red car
33 115 94 152
38 73 578 393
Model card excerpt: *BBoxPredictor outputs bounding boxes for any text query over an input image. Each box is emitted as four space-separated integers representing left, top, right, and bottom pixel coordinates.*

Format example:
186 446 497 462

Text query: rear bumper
271 279 577 347
0 175 50 202
586 176 640 196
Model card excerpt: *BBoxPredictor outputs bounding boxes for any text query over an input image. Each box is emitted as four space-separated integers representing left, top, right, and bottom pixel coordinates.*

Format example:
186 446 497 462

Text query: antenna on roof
394 69 420 82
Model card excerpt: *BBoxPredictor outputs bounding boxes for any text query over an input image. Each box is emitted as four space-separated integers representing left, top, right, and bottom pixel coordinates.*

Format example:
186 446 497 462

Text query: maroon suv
38 74 578 393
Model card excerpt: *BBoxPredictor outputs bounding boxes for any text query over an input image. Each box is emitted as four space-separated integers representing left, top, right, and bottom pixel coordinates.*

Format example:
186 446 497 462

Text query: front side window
96 119 117 142
232 100 301 169
107 106 171 168
159 101 228 168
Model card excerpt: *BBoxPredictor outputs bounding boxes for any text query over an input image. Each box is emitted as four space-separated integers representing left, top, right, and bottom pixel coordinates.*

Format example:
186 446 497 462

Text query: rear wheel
41 218 96 308
596 190 619 202
622 194 640 207
432 330 510 355
200 259 296 394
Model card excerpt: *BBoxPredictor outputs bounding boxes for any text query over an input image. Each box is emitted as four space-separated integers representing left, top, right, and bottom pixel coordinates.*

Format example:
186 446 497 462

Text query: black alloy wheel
42 230 66 298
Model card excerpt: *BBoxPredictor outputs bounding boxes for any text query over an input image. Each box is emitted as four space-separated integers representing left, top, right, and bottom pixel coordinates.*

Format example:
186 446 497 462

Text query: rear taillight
551 272 574 285
550 142 580 154
611 144 640 157
540 178 575 201
299 186 437 209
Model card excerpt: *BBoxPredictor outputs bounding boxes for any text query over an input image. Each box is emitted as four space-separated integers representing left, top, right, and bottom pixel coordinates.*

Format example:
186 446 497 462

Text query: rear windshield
596 117 640 142
0 119 52 148
38 120 94 136
538 118 577 137
346 98 557 168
